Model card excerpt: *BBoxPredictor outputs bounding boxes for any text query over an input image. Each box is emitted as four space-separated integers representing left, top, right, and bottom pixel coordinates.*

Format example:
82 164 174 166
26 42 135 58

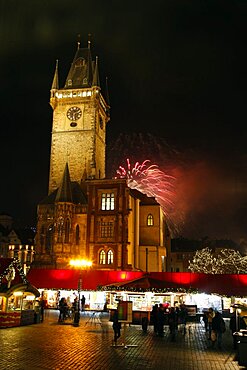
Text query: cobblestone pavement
0 310 246 370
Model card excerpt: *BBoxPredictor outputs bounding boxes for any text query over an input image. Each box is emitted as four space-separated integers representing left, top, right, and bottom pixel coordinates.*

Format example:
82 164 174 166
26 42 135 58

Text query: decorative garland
97 285 198 294
0 258 28 286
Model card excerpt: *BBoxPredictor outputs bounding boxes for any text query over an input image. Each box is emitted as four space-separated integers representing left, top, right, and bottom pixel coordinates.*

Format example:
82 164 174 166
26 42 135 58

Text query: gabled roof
39 182 87 206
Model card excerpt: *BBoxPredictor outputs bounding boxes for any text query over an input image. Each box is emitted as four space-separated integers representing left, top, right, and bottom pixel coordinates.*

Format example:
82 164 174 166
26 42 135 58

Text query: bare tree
188 247 247 274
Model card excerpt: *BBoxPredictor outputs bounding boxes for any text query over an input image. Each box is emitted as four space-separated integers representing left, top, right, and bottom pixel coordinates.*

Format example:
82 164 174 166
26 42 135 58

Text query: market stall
0 258 40 328
27 269 247 321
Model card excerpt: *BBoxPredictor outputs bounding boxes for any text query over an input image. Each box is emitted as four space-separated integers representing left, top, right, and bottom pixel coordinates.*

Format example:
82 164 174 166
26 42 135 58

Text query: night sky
1 1 247 243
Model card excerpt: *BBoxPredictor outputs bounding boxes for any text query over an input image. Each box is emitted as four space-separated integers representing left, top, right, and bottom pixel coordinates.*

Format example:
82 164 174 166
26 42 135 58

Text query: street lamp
69 259 92 326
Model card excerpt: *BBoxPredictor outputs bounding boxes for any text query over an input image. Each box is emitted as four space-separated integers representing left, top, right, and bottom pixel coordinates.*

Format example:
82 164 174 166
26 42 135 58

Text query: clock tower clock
48 41 110 194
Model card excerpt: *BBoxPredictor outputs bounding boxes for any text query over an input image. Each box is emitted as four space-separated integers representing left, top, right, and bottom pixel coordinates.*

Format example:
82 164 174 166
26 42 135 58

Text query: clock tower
48 40 110 194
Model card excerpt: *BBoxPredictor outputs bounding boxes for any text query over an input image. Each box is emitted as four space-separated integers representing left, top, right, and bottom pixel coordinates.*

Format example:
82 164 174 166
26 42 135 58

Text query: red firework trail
115 159 176 218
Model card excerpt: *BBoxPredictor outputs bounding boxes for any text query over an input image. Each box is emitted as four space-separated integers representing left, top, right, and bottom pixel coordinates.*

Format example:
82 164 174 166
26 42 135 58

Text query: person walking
168 307 178 342
81 295 86 311
207 307 215 340
211 310 225 349
178 304 188 335
157 304 165 337
112 309 122 345
40 297 46 322
58 297 68 323
151 304 159 335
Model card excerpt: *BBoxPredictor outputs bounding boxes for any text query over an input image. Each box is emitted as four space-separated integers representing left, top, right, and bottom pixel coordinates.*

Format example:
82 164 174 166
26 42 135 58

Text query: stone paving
0 310 246 370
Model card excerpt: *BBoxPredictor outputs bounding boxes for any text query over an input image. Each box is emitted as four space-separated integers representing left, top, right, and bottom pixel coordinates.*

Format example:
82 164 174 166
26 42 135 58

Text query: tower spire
77 33 81 50
88 33 91 49
105 76 110 106
92 56 100 87
51 59 59 90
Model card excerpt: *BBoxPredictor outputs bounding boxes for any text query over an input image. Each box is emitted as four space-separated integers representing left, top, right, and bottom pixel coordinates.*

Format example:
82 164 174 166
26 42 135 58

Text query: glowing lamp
69 259 92 268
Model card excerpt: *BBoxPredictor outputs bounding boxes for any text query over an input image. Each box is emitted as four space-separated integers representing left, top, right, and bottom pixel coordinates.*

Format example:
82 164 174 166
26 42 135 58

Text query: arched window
147 214 154 226
75 225 80 245
107 250 114 264
57 217 64 243
99 250 106 264
64 218 70 243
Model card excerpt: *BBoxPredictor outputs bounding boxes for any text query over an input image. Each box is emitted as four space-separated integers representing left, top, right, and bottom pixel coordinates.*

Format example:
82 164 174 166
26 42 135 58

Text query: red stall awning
27 269 247 297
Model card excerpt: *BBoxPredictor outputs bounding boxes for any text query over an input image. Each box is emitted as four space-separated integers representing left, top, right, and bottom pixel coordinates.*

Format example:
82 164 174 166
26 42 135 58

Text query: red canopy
27 269 247 297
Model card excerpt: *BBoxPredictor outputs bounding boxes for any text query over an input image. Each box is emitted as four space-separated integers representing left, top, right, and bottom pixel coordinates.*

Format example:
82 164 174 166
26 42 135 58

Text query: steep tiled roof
39 182 87 206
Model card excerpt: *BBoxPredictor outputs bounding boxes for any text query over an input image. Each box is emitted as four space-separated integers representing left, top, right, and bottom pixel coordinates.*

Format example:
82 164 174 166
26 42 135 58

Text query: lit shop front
27 269 247 319
0 258 40 328
38 288 107 311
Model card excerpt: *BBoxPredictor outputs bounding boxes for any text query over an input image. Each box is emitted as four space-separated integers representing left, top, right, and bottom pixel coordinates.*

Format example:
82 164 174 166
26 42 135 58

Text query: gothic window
83 77 88 84
64 218 70 243
46 224 54 252
147 214 154 226
75 225 80 245
40 225 45 247
57 217 64 243
100 222 113 238
107 250 114 264
99 250 106 264
101 193 115 211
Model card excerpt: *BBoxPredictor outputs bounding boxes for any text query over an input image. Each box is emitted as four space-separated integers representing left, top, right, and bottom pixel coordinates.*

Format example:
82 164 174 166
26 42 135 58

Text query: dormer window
75 58 85 67
68 79 72 86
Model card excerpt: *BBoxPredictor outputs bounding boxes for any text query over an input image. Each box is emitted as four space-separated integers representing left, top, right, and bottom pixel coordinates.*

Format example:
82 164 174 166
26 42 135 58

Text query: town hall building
33 40 170 272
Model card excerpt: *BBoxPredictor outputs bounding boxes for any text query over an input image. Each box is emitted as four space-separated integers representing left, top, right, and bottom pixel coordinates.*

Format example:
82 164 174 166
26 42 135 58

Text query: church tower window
107 250 114 264
99 250 106 264
101 193 115 210
64 218 70 243
75 225 80 245
100 222 113 238
57 217 64 243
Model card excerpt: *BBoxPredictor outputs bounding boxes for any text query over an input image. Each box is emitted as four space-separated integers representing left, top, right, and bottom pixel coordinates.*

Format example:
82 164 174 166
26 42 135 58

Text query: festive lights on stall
97 285 199 295
0 258 28 286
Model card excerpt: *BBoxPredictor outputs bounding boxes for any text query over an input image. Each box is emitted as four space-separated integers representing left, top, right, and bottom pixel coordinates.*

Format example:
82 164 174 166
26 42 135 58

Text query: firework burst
115 159 176 221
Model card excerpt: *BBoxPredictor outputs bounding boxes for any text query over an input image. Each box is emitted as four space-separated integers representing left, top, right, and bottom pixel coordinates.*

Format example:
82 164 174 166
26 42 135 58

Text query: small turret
50 60 59 108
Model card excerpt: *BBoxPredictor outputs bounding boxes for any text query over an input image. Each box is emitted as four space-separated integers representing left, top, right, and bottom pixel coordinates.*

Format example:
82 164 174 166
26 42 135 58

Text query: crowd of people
58 295 86 322
40 295 247 351
151 303 188 341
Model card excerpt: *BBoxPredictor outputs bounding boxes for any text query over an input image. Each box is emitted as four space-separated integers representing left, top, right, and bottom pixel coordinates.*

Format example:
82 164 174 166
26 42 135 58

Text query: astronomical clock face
66 106 82 121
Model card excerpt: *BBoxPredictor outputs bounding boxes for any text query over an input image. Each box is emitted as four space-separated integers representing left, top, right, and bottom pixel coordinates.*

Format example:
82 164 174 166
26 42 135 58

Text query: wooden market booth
27 269 247 324
0 258 40 328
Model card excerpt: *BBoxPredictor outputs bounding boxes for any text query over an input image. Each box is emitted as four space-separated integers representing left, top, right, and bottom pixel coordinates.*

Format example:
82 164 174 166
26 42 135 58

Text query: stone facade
34 42 170 271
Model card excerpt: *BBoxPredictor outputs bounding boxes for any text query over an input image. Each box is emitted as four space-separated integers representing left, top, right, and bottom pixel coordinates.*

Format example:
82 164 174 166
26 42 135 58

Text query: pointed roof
104 76 110 106
92 56 100 87
51 60 59 90
64 45 94 89
55 163 73 202
39 181 87 206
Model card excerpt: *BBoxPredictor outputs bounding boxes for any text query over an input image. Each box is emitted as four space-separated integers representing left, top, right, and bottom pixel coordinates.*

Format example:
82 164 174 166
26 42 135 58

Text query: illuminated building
34 39 170 271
